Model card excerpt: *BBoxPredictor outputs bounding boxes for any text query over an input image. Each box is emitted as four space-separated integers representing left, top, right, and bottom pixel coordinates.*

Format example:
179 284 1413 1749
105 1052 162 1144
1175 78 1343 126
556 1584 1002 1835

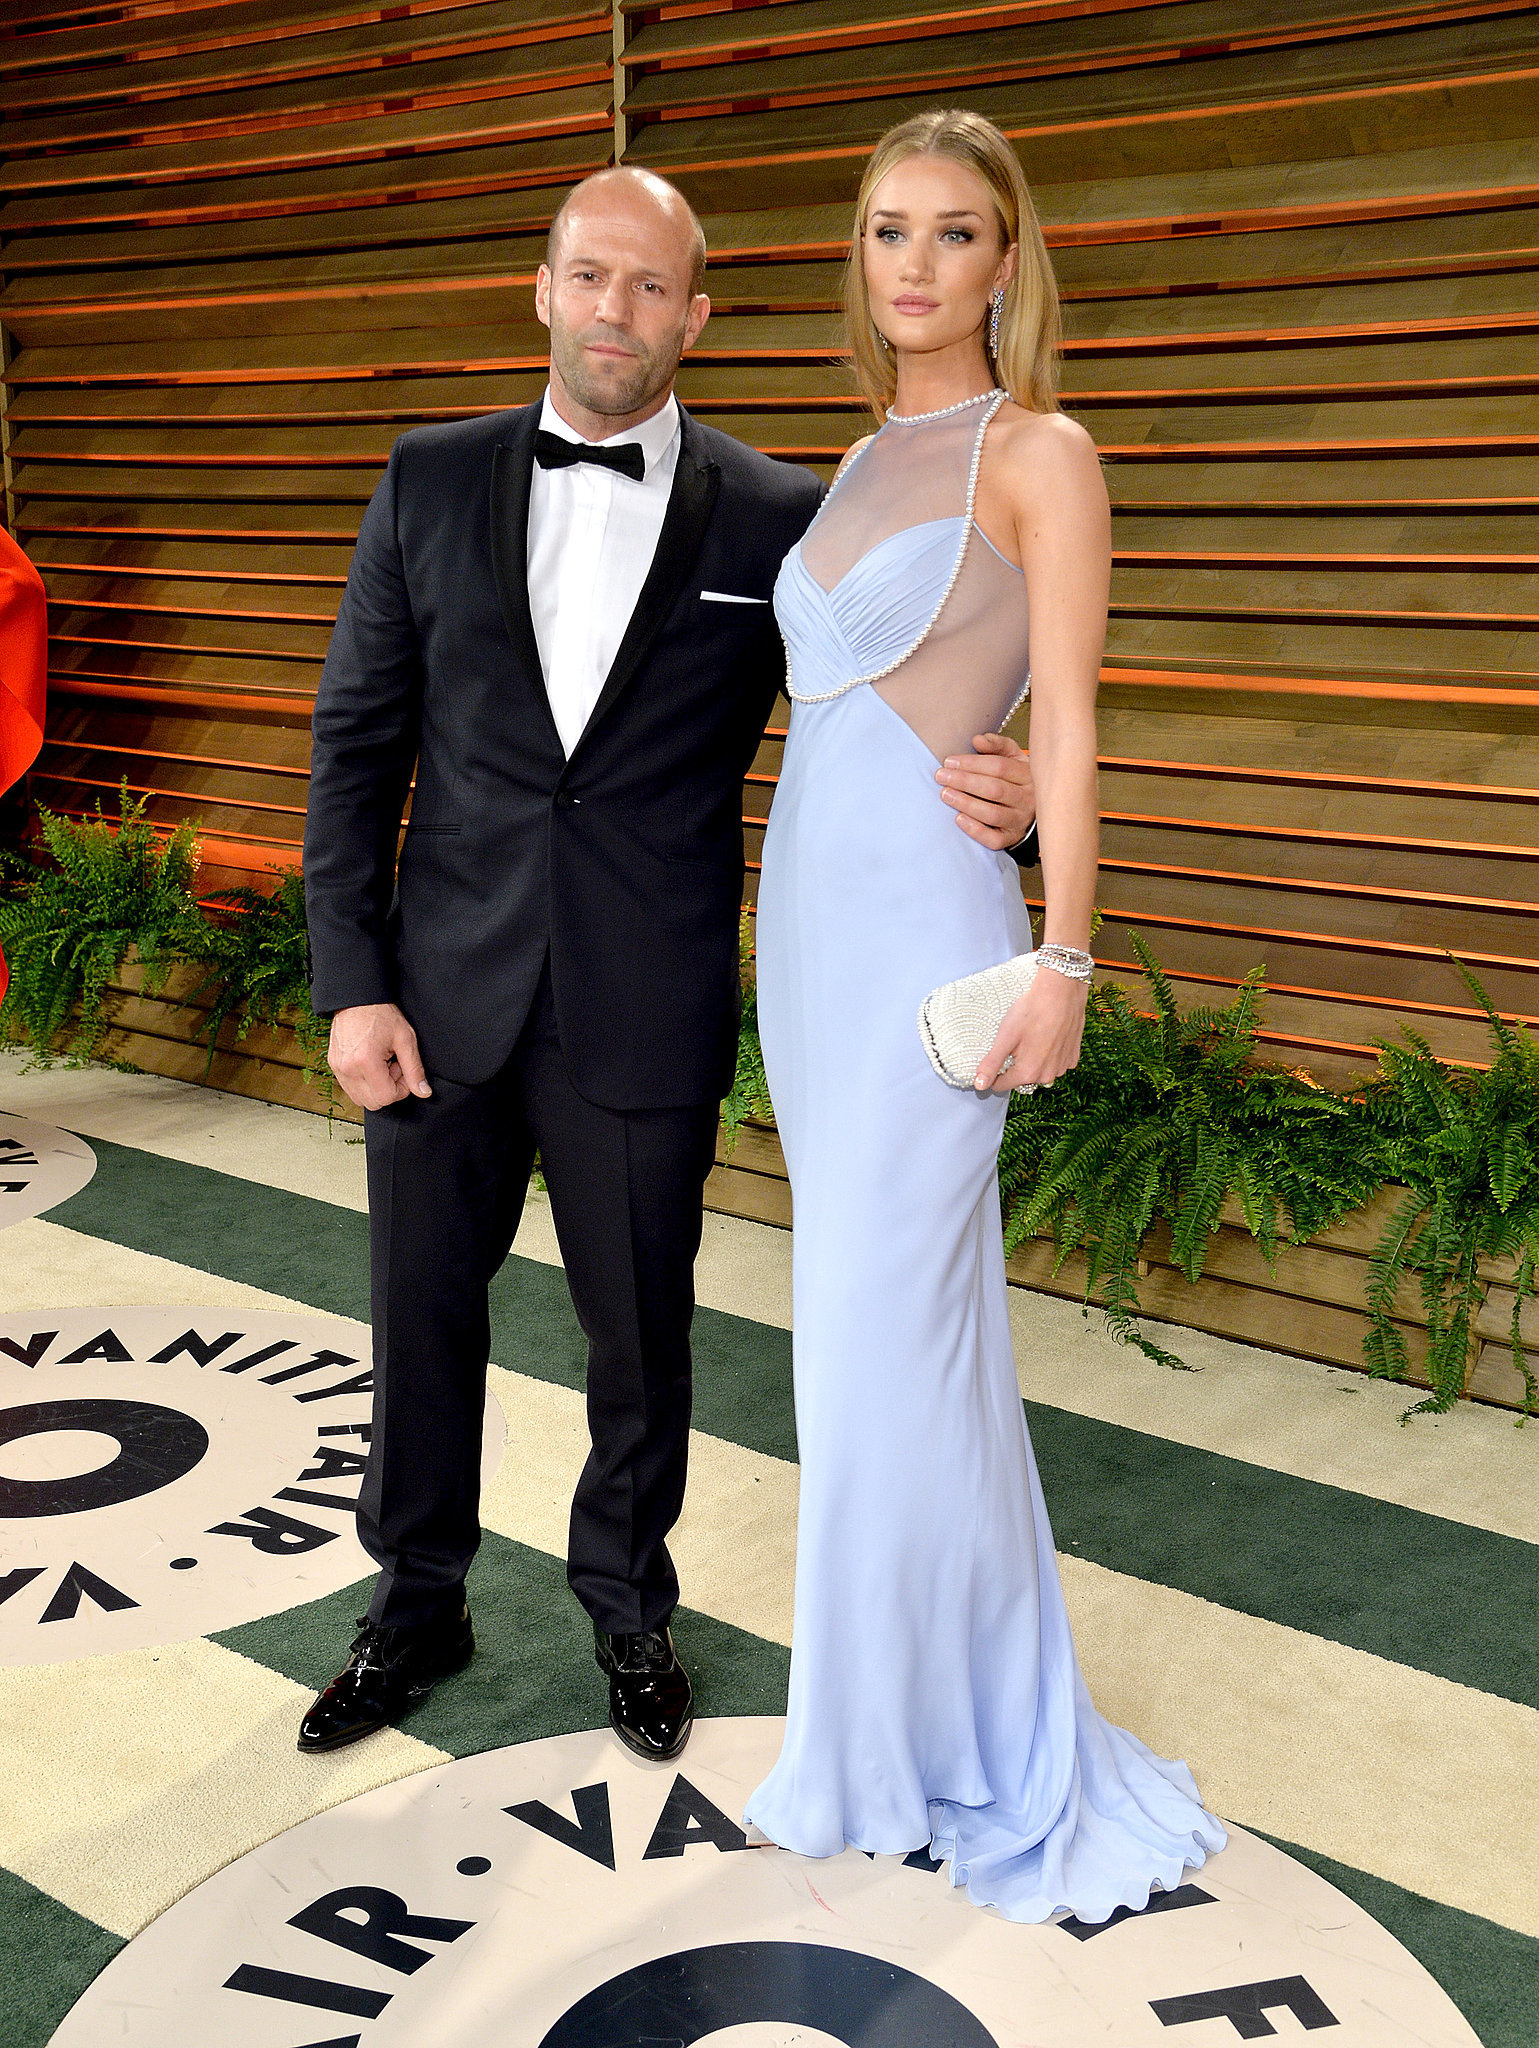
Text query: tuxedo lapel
489 403 565 752
570 408 721 757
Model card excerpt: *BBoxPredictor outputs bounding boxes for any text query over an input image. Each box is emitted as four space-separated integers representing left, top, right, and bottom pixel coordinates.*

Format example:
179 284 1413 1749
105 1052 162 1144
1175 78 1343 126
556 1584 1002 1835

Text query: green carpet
217 1532 791 1756
0 1869 123 2048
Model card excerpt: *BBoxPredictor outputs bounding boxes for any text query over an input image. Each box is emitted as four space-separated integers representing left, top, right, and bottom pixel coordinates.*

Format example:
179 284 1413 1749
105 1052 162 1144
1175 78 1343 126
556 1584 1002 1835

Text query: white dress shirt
526 387 682 757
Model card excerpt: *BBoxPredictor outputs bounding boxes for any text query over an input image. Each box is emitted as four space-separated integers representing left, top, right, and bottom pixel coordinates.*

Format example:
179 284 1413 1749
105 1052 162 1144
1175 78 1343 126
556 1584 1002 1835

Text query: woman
743 109 1225 1923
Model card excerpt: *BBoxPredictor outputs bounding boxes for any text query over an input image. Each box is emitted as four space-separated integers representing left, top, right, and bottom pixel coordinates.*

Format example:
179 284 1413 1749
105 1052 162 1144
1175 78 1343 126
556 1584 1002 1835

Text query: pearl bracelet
1036 944 1095 983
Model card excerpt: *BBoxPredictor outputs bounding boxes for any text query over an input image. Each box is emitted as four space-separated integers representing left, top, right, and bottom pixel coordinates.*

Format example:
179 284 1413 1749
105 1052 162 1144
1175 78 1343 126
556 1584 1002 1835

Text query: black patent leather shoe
297 1605 474 1753
595 1624 694 1762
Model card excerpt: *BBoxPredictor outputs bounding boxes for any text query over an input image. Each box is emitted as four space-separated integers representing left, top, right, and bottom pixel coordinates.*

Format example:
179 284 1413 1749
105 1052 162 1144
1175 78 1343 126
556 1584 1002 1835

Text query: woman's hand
973 964 1088 1094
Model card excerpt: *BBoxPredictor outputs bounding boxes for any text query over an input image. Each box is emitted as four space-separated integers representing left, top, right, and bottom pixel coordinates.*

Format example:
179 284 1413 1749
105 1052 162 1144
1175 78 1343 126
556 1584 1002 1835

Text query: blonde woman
743 110 1224 1922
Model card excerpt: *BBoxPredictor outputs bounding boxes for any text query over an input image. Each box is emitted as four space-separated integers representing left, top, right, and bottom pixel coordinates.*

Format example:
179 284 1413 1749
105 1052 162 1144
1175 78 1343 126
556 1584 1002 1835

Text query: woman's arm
973 411 1109 1094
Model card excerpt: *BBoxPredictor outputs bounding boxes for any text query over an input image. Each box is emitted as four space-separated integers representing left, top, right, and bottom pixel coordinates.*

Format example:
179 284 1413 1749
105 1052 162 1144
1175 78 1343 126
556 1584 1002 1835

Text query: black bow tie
534 430 646 483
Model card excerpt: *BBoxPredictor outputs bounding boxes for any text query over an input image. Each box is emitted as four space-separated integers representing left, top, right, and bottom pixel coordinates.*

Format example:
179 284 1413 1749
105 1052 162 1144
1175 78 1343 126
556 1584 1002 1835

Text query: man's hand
936 732 1036 849
328 1002 433 1112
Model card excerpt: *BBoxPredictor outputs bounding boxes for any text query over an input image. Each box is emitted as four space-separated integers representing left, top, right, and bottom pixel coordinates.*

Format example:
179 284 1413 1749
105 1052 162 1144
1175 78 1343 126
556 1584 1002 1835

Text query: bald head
535 165 712 437
547 167 707 297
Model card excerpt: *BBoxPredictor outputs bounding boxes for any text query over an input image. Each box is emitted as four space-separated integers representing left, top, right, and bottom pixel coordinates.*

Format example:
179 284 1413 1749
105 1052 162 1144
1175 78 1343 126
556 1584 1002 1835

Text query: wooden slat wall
2 0 1537 1074
0 0 615 892
621 0 1539 1078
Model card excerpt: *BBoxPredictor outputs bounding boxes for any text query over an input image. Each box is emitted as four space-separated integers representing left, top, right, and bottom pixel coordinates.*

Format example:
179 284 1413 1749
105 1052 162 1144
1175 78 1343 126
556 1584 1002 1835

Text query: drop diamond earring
988 287 1004 356
873 321 890 352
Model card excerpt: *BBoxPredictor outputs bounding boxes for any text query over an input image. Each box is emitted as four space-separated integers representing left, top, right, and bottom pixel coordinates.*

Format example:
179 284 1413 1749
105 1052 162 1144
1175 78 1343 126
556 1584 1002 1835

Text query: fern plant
1357 962 1539 1416
995 933 1388 1368
5 798 1533 1418
183 870 334 1102
0 792 335 1101
721 908 773 1151
0 787 202 1064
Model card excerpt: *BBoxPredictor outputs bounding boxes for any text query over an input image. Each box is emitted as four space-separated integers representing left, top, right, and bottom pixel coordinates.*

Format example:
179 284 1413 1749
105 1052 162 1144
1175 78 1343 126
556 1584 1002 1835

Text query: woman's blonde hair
843 108 1061 421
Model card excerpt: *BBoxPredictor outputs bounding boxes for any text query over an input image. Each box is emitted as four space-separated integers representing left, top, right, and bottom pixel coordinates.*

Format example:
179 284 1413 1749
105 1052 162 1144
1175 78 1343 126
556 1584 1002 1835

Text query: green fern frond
1487 1127 1530 1213
1170 1124 1232 1284
1126 929 1173 1007
1363 1187 1427 1383
721 911 773 1151
0 787 204 1066
1509 1255 1538 1420
1451 954 1517 1059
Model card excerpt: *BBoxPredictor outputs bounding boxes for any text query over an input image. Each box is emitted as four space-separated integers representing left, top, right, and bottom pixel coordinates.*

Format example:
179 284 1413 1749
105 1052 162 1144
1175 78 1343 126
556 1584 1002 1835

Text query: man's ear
534 263 552 330
683 292 711 351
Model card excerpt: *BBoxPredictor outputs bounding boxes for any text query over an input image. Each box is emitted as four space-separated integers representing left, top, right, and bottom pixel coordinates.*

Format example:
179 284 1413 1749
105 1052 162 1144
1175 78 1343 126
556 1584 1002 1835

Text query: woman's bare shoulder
987 407 1106 531
991 403 1099 473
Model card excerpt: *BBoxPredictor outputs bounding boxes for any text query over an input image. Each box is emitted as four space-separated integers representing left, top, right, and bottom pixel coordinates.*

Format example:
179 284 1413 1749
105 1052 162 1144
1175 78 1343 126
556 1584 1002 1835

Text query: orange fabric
0 528 47 1009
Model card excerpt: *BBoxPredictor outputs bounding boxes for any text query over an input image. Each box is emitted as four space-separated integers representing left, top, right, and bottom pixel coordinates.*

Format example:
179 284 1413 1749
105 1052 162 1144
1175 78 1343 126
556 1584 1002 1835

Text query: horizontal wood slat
627 0 1537 68
623 11 1539 128
1 8 611 117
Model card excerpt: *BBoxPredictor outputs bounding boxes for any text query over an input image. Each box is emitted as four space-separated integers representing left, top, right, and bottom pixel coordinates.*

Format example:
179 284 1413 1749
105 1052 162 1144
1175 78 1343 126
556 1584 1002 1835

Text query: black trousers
357 967 720 1634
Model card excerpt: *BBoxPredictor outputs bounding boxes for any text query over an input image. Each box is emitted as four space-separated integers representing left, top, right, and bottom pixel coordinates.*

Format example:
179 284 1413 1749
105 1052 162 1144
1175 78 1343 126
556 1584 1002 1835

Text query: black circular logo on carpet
538 1940 999 2044
0 1111 96 1228
0 1398 210 1517
47 1723 1482 2047
0 1308 499 1665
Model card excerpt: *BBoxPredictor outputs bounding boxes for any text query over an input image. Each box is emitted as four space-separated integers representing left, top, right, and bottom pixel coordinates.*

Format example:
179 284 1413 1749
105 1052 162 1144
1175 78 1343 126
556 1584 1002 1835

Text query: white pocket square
700 589 768 604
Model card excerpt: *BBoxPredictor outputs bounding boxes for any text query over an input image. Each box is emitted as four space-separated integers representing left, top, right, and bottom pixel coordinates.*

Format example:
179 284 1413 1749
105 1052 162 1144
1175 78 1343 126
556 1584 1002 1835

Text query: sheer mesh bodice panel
791 390 1030 762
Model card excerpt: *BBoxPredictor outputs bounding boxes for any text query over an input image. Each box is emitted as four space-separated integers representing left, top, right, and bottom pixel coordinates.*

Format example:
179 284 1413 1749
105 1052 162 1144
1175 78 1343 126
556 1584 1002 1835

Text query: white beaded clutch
918 953 1040 1091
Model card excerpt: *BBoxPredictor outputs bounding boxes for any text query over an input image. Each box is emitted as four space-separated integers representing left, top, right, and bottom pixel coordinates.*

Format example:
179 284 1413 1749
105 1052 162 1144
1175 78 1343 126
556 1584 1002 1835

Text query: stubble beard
549 311 689 421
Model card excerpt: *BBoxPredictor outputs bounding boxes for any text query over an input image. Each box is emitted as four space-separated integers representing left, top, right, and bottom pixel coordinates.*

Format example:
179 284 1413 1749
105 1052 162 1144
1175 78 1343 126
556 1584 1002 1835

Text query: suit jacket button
553 790 577 810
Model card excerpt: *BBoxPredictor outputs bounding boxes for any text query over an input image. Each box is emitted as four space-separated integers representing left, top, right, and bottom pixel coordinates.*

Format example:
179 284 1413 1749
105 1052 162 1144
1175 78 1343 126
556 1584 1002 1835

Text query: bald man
300 168 1039 1760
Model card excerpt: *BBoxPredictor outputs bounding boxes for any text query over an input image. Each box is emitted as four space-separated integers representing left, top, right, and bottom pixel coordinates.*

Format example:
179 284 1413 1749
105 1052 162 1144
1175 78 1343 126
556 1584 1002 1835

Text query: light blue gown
743 390 1225 1924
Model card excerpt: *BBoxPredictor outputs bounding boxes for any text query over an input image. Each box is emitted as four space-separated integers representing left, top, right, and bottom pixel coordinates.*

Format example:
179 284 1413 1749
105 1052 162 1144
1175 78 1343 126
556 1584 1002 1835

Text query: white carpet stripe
0 1638 446 1939
1062 1558 1539 1941
482 1365 799 1650
0 1215 371 1324
0 1055 372 1213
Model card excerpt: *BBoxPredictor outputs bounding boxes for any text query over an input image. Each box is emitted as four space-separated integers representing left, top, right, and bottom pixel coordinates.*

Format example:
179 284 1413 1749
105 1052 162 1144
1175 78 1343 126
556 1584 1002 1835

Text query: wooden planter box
709 1123 1531 1415
59 958 1530 1413
92 952 361 1124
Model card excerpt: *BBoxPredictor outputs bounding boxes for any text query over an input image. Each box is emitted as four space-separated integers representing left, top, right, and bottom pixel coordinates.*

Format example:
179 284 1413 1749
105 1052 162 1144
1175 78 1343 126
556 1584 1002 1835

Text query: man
299 166 1038 1762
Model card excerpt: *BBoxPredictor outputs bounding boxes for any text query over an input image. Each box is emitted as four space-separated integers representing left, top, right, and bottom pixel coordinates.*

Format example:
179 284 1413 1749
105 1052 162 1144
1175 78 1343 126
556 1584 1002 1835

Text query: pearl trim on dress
786 388 1011 707
886 387 1006 424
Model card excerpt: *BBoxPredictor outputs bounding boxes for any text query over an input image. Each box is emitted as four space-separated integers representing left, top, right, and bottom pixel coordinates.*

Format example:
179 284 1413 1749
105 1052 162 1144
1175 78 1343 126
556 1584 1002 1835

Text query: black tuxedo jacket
304 400 825 1109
